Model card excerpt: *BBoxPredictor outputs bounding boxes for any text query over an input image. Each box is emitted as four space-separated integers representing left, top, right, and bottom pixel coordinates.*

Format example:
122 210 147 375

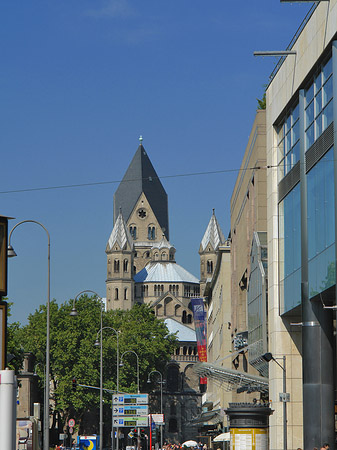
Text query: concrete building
265 2 337 448
105 140 202 443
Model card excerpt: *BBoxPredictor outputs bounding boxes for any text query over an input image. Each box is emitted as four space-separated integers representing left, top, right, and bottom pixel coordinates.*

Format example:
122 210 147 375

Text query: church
104 139 224 443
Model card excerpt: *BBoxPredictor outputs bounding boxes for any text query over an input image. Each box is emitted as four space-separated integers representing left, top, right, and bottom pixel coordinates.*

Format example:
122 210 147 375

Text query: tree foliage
9 297 177 436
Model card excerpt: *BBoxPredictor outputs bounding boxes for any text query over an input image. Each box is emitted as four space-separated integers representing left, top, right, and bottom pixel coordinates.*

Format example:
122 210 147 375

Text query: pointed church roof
113 142 169 239
107 211 134 250
200 209 225 251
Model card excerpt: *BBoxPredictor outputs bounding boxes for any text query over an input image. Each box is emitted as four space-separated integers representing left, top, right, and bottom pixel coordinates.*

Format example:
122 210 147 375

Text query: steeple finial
212 208 215 215
139 135 143 145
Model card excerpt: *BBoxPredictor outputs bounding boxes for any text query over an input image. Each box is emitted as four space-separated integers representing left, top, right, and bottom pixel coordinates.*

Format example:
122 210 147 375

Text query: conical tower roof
200 209 225 251
107 211 134 251
113 141 169 239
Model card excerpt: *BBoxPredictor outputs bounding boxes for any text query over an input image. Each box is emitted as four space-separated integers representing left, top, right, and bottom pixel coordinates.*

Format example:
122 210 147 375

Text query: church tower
199 209 225 297
113 137 169 273
106 211 135 310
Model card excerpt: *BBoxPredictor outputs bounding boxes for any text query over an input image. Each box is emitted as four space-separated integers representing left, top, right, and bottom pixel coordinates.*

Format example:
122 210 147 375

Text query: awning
193 362 268 393
189 409 222 425
213 433 230 442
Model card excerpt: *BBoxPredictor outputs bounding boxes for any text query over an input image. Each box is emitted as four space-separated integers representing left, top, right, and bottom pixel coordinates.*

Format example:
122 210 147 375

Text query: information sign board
113 405 148 416
113 416 148 428
113 394 148 405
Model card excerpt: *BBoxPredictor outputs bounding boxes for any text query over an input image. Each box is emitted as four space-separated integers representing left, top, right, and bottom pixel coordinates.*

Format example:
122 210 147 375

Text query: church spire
200 209 225 251
113 141 169 239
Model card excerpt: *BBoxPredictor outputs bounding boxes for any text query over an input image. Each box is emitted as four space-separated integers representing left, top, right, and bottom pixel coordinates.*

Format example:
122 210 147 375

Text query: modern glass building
265 2 337 449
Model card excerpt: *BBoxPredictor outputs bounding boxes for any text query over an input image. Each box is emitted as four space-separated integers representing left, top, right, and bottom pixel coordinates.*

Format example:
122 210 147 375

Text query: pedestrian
321 444 329 450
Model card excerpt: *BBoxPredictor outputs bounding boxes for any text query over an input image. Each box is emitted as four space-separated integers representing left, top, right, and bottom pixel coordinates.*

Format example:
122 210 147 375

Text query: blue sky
1 0 311 324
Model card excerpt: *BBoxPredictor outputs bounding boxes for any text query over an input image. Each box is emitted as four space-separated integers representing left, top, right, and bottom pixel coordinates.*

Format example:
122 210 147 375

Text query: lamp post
70 290 104 450
147 370 164 450
120 351 140 450
120 350 139 393
7 220 50 450
262 352 287 450
94 327 120 450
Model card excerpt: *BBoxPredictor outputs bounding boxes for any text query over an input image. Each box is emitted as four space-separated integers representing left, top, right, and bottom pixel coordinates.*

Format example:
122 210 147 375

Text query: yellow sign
230 428 268 450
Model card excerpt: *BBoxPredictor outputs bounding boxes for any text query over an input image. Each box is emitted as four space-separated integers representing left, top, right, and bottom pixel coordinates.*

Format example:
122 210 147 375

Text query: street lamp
70 290 104 450
94 326 120 450
120 350 139 393
147 370 164 450
262 352 287 450
8 220 50 450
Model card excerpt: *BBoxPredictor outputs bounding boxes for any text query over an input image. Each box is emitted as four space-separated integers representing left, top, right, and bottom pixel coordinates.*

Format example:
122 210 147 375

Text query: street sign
279 393 290 402
151 414 164 424
69 427 74 434
68 418 75 428
113 405 148 416
113 394 148 405
113 416 148 428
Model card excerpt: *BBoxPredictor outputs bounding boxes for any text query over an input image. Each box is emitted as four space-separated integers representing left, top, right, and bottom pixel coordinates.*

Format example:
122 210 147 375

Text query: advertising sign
78 436 99 450
191 298 207 385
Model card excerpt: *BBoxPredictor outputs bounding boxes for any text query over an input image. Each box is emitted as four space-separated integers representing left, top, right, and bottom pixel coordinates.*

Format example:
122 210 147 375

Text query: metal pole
116 332 119 450
283 356 287 450
160 379 163 450
100 303 103 450
8 220 50 450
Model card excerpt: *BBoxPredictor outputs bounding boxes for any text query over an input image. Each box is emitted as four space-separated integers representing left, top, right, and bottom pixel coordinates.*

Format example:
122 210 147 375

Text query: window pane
292 120 299 145
278 140 285 164
315 112 323 139
323 57 332 82
292 103 299 123
315 89 322 116
286 115 291 134
292 141 300 166
315 72 322 92
306 123 314 150
323 76 333 106
285 132 291 153
323 100 333 130
306 83 314 104
305 100 314 127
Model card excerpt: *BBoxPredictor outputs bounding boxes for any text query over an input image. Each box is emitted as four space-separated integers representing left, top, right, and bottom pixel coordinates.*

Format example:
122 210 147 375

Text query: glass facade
305 56 333 150
279 183 301 314
277 103 300 180
307 147 335 297
247 232 268 376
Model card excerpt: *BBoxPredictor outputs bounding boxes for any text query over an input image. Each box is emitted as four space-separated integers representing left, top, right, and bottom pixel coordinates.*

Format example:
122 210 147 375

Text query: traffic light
132 428 138 439
140 429 145 439
72 377 77 391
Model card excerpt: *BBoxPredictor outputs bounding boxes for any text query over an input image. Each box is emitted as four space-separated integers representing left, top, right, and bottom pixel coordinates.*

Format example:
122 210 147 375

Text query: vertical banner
191 298 207 385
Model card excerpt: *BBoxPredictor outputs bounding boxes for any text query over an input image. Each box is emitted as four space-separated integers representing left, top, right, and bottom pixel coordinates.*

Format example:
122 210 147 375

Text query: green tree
11 297 177 438
257 85 267 110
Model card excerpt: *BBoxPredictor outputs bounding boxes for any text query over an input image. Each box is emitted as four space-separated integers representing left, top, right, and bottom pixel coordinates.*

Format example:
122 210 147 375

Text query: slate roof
107 211 134 250
113 144 169 239
134 261 199 284
200 210 225 251
164 318 196 342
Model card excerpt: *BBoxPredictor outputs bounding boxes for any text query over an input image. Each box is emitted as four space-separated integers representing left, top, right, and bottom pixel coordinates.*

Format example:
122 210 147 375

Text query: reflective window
305 56 333 150
279 184 301 313
307 148 336 297
277 102 300 179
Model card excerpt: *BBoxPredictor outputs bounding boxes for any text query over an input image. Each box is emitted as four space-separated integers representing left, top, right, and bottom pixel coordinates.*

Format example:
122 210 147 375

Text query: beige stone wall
230 110 267 343
127 192 166 273
206 245 233 412
264 2 337 447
